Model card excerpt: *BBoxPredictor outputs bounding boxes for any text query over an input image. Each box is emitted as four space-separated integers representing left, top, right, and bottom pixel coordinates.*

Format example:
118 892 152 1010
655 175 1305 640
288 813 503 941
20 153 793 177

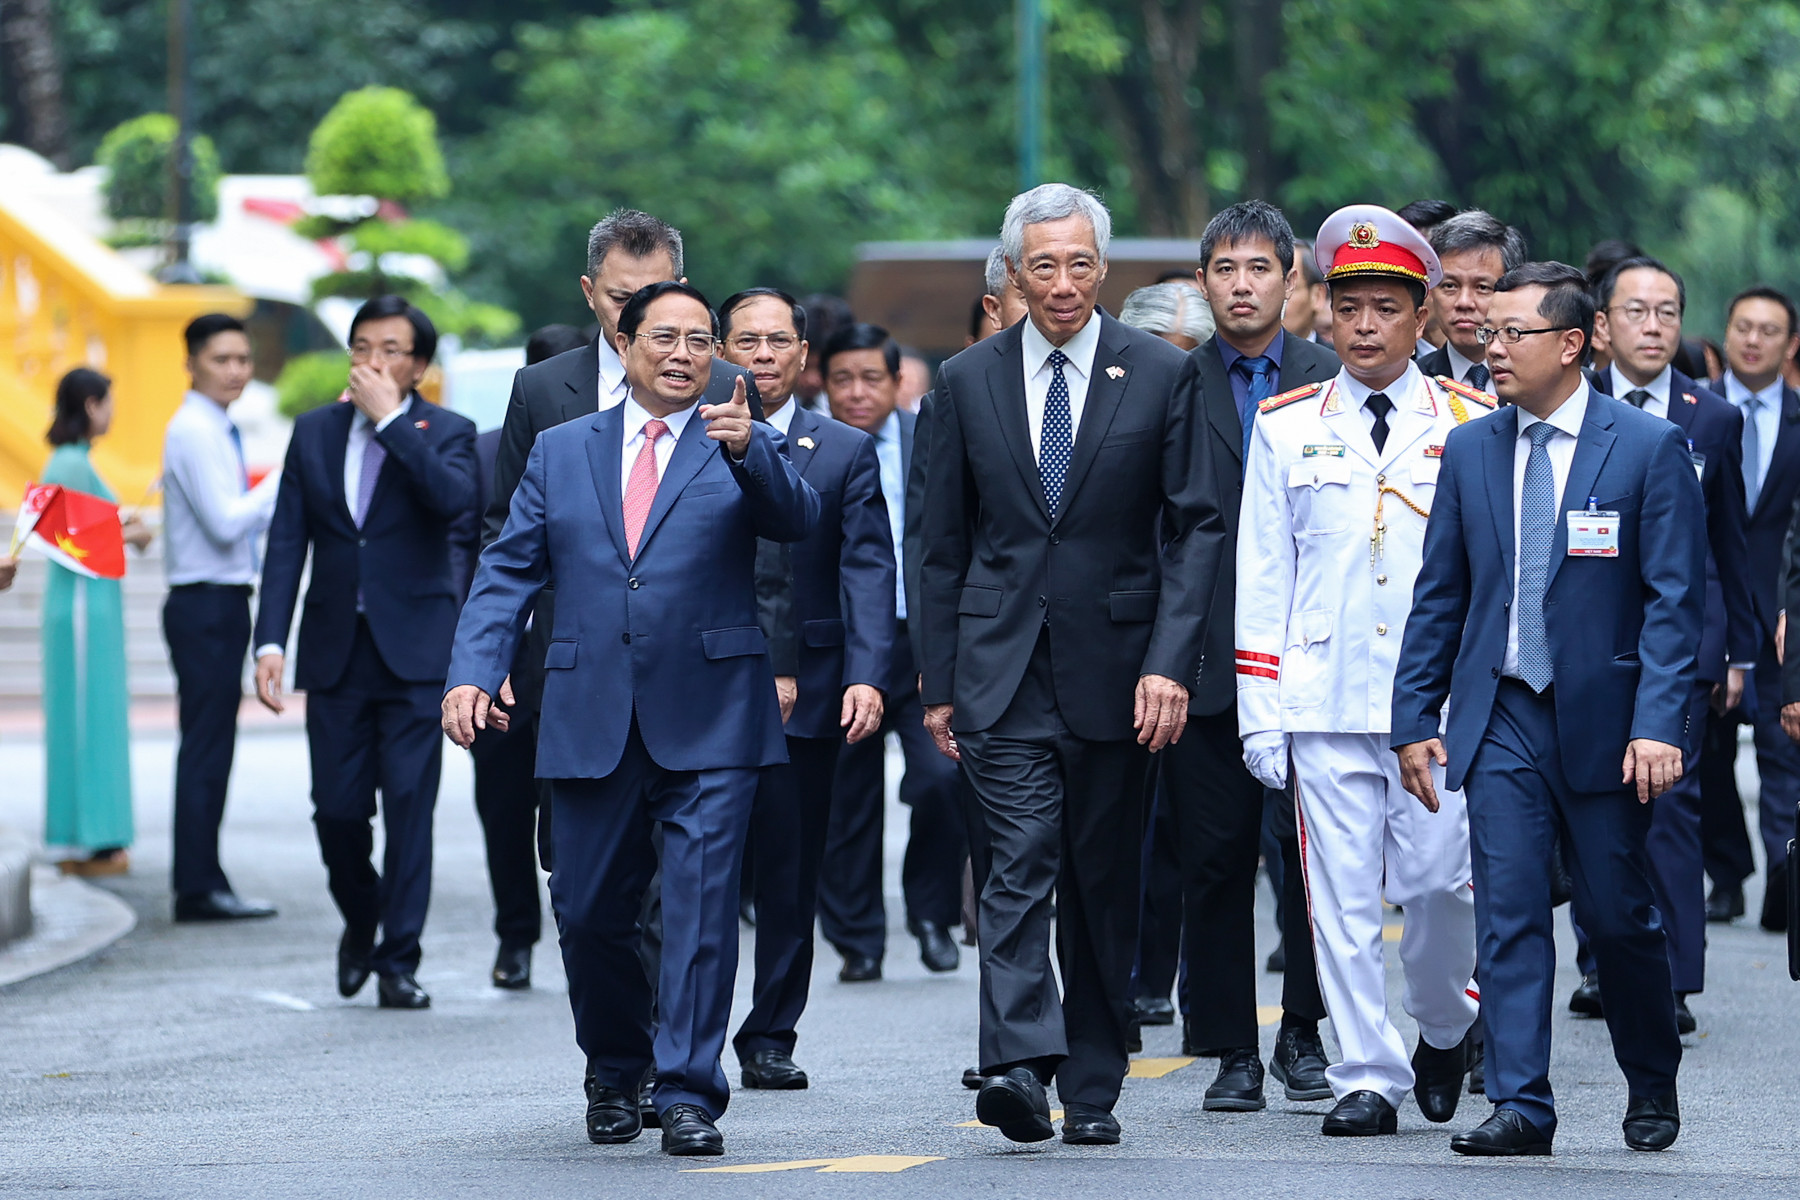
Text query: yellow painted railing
0 188 248 507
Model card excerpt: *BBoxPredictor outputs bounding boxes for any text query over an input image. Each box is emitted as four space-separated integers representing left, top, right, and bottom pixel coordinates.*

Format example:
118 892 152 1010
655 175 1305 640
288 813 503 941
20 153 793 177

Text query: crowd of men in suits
151 182 1800 1163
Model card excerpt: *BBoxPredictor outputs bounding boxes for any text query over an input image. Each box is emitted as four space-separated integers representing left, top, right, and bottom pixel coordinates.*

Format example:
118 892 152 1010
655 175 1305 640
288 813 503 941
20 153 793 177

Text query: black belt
170 582 254 595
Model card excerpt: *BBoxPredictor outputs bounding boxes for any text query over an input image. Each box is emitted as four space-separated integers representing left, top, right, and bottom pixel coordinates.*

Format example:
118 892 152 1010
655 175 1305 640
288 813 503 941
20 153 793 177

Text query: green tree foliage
273 349 351 419
94 112 220 223
305 86 449 205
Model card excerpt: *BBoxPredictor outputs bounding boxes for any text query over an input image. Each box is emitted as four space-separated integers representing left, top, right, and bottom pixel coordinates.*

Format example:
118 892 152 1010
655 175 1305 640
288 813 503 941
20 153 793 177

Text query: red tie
623 418 669 558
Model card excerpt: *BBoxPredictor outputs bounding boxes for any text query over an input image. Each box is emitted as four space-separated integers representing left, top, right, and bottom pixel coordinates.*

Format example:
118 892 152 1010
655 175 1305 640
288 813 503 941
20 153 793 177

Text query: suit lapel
985 326 1050 521
1320 382 1382 471
1200 341 1242 468
1483 416 1517 585
325 403 356 527
898 408 915 486
562 341 603 422
1546 400 1618 591
633 408 715 560
585 406 630 567
786 406 821 477
1757 385 1800 522
1665 370 1699 435
1057 315 1131 519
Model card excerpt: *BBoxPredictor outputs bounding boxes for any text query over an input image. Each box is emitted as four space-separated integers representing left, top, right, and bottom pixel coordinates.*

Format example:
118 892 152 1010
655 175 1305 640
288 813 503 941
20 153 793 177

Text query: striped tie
623 419 669 558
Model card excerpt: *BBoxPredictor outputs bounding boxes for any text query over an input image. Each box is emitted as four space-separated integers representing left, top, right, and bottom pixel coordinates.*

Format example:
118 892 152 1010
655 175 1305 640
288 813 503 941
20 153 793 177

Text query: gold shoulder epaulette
1436 376 1498 409
1258 382 1324 414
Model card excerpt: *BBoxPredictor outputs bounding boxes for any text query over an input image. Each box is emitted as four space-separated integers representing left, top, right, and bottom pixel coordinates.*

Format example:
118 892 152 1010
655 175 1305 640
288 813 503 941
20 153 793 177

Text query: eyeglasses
728 333 799 353
349 343 416 362
634 331 717 356
1475 325 1576 346
1607 303 1682 328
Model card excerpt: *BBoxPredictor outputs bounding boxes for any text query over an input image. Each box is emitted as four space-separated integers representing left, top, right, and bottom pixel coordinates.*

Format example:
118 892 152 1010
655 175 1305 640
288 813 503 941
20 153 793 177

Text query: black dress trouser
162 583 252 899
469 709 543 949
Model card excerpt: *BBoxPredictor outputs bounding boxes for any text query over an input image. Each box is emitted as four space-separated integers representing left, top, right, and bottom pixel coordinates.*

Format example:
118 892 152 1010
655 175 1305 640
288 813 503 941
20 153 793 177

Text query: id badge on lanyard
1567 495 1620 558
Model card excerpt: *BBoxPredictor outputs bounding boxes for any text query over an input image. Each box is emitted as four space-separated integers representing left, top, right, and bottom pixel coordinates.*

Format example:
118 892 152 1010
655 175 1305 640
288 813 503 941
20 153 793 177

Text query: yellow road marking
684 1156 942 1174
954 1108 1063 1128
1257 1005 1283 1025
1127 1056 1194 1078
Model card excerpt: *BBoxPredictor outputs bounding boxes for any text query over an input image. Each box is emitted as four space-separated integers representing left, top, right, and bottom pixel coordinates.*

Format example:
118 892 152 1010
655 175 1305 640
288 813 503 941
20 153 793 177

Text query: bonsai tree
95 113 221 249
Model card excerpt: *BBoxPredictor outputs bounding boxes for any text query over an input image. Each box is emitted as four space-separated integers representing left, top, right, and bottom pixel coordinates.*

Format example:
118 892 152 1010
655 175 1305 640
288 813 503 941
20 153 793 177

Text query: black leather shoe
838 954 881 982
639 1069 660 1130
975 1068 1054 1142
174 890 278 922
376 972 430 1009
1130 996 1176 1026
1673 993 1696 1035
492 943 531 990
1623 1090 1680 1151
336 927 374 998
1266 938 1287 973
961 1066 983 1090
1452 1108 1553 1156
1203 1048 1266 1112
1705 884 1745 923
584 1080 642 1144
741 1049 808 1089
1061 1103 1121 1145
1467 1038 1485 1095
1568 972 1604 1017
1762 862 1789 932
660 1104 724 1156
1411 1032 1470 1123
1270 1026 1333 1102
1321 1090 1397 1136
913 921 960 973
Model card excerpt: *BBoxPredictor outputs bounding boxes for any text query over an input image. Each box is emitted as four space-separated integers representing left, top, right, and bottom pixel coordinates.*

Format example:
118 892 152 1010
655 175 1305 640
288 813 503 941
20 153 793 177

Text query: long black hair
47 367 112 446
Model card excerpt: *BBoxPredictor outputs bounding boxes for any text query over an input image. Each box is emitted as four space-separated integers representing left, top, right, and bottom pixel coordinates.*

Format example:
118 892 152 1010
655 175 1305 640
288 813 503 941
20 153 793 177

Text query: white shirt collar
1610 362 1671 409
1516 379 1591 440
183 389 236 427
875 410 902 444
623 395 696 443
1021 309 1102 381
598 338 629 399
766 397 798 436
353 394 412 430
1724 370 1784 410
1337 361 1424 411
1445 344 1482 382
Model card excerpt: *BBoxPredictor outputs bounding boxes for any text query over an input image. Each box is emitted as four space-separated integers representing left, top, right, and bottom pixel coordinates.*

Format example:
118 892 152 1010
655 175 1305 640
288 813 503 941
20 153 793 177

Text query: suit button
621 633 632 645
1376 574 1388 586
358 538 367 548
628 577 640 589
1375 623 1388 635
1037 596 1047 607
1050 534 1060 545
1492 667 1500 678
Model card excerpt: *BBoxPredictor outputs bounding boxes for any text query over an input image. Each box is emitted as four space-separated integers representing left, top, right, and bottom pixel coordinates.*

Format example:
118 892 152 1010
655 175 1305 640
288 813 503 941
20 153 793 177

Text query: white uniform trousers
1290 732 1478 1108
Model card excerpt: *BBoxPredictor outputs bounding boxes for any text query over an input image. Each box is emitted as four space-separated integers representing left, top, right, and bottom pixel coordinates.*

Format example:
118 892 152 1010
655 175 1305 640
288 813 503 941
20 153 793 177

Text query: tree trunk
0 0 71 167
1140 0 1209 234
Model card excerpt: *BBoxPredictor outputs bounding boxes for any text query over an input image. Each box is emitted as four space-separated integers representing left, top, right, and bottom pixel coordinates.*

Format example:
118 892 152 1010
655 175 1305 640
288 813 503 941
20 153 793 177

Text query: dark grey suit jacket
1179 331 1340 716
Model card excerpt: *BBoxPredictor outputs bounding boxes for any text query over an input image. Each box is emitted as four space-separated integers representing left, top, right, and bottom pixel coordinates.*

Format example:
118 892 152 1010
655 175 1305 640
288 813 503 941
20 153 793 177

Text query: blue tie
1516 422 1559 692
1238 356 1276 465
226 422 249 493
1041 349 1074 517
1742 393 1763 512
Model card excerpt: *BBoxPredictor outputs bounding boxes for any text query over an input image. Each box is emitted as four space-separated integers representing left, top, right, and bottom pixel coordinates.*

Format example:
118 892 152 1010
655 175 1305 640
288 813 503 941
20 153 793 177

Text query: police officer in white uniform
1236 206 1490 1137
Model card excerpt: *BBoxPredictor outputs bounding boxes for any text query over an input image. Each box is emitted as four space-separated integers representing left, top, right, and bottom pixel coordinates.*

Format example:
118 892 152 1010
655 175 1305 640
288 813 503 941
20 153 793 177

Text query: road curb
0 864 136 988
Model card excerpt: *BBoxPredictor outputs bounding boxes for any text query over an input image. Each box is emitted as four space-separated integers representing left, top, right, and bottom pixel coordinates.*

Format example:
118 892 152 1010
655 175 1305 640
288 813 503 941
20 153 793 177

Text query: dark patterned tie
1238 355 1276 466
1517 422 1559 692
1365 392 1394 454
1464 362 1491 392
1040 349 1074 517
1624 389 1653 409
354 430 386 528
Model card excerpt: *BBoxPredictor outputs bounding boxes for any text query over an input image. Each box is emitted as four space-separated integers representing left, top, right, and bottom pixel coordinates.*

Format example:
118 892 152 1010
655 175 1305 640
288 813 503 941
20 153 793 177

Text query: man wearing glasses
1578 257 1754 1034
252 295 478 1011
444 282 817 1158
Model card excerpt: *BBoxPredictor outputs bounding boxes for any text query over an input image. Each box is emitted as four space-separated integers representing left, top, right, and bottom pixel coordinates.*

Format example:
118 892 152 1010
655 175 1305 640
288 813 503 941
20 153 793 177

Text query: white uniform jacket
1236 364 1494 736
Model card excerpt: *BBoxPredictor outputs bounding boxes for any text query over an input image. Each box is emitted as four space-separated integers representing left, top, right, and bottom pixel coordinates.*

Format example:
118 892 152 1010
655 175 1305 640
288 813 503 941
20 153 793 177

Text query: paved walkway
1 726 1796 1198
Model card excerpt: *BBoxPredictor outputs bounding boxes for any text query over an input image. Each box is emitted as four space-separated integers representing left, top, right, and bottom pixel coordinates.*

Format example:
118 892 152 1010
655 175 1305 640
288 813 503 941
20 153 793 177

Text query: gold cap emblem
1348 222 1381 250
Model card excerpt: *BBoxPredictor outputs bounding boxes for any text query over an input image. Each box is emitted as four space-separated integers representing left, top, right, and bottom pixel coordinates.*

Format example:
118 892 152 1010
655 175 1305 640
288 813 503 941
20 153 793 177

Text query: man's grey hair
1000 183 1112 269
1428 210 1528 274
585 208 684 279
1120 283 1215 343
983 245 1009 298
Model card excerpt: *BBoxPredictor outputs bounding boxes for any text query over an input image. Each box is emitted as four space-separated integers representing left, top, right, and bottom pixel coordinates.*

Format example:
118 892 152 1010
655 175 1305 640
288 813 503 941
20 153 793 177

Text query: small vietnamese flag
10 484 126 580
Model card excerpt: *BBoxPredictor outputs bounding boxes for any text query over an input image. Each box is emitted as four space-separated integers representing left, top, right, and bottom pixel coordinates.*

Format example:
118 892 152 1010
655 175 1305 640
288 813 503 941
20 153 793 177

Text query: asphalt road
1 723 1796 1199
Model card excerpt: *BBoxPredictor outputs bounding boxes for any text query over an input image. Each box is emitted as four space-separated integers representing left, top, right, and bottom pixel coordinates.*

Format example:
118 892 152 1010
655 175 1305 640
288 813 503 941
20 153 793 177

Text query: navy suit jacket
255 395 478 691
1391 391 1708 794
447 404 819 778
776 404 895 738
1590 367 1754 681
1710 377 1800 646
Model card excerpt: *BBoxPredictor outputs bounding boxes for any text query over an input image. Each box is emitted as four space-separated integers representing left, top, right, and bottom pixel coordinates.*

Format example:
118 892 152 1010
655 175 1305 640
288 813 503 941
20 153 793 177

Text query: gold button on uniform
1377 574 1388 586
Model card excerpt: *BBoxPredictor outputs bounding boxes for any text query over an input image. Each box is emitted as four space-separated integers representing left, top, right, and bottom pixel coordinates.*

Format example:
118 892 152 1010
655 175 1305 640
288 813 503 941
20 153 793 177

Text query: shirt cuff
253 643 284 660
1728 662 1755 671
373 407 407 433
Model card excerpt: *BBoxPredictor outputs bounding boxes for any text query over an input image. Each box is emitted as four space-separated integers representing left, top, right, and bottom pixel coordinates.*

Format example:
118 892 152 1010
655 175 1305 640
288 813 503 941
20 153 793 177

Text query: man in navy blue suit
717 289 894 1090
443 282 817 1158
1393 262 1706 1156
253 296 478 1010
1580 256 1754 1030
1704 288 1800 930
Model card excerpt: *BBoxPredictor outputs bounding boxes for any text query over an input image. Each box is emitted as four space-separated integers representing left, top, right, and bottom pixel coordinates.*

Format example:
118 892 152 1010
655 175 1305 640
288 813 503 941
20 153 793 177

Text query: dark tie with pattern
1040 349 1074 517
1237 355 1276 465
1365 392 1394 454
1464 362 1491 392
1624 388 1653 409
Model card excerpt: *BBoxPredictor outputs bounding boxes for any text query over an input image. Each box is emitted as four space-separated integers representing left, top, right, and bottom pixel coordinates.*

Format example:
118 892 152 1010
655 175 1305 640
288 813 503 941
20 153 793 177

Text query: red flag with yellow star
9 484 126 579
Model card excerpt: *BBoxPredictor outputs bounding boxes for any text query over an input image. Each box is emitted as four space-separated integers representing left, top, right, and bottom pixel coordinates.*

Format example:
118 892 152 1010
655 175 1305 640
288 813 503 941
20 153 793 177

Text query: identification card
1302 444 1345 458
1567 509 1621 557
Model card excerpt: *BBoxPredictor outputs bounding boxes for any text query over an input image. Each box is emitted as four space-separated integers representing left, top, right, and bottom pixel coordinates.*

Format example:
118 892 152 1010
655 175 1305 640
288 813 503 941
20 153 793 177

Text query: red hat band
1328 237 1428 284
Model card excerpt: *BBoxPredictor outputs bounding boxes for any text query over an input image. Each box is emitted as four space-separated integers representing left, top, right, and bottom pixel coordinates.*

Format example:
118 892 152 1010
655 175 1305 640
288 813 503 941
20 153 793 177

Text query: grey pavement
1 723 1797 1198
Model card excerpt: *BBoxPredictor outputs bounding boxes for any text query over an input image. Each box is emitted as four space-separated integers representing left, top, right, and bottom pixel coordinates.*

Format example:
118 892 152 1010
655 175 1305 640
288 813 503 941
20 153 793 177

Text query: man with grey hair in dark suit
919 182 1225 1146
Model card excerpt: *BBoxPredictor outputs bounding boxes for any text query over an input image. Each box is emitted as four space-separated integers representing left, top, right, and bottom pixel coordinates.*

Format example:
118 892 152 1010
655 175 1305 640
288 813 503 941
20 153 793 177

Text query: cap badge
1348 222 1381 250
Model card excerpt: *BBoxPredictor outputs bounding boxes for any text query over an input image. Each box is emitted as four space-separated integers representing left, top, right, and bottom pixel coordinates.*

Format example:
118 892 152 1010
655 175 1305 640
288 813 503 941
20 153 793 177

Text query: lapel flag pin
1106 365 1125 380
414 419 430 429
797 436 815 449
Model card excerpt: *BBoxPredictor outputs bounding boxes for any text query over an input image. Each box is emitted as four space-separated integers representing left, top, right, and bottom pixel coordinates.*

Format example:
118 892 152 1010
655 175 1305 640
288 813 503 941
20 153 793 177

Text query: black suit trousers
162 584 251 898
469 710 543 949
304 618 443 976
956 631 1150 1110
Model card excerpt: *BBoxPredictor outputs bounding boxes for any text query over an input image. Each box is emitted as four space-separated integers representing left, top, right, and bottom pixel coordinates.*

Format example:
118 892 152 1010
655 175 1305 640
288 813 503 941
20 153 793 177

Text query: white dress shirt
161 391 280 586
1609 363 1672 419
344 397 411 524
1337 362 1425 440
1724 370 1782 500
871 411 906 620
1021 311 1101 460
765 396 798 436
1444 344 1484 385
621 396 696 493
1504 382 1591 678
597 339 630 411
